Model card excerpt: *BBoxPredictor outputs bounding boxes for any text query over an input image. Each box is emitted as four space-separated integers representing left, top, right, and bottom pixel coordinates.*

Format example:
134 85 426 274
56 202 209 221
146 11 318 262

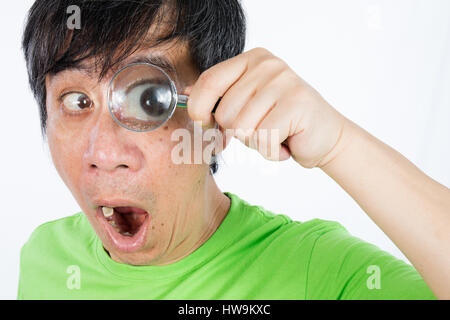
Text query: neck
160 173 230 265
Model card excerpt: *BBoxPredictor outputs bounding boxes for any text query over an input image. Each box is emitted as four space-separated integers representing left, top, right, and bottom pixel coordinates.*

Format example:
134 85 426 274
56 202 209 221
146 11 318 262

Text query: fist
187 47 347 168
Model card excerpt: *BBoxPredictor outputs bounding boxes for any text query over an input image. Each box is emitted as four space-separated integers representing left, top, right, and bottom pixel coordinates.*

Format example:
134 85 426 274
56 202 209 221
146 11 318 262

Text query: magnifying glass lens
108 63 177 132
140 85 171 117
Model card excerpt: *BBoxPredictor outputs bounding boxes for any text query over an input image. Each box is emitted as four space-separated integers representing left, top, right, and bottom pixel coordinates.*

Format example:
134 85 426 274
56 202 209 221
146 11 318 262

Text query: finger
231 76 294 132
235 122 291 161
214 61 287 129
251 102 296 161
187 59 247 127
187 48 272 127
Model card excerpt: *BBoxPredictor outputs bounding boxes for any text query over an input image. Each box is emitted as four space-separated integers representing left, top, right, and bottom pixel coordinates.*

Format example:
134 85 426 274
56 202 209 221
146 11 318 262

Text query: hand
186 47 348 168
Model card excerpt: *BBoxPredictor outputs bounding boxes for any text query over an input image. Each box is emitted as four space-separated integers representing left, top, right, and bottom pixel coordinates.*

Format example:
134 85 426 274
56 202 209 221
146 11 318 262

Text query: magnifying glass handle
177 95 220 113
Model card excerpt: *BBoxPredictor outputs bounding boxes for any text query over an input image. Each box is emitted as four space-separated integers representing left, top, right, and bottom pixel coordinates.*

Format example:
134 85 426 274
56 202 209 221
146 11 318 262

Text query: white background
0 0 449 299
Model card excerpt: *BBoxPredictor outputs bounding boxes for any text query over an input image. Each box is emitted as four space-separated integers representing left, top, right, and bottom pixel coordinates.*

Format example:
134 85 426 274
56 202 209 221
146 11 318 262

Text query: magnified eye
62 92 92 112
125 80 173 121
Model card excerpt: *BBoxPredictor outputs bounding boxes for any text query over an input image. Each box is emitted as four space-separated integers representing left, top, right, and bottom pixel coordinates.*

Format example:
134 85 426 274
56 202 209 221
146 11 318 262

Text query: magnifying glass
107 62 219 132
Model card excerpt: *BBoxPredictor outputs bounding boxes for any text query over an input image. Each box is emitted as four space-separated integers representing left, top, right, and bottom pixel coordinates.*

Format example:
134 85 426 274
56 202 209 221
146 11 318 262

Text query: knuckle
280 68 299 81
187 108 200 122
253 130 274 157
213 107 227 127
232 124 252 142
252 47 272 57
258 56 287 72
269 68 297 87
187 103 203 122
197 69 218 91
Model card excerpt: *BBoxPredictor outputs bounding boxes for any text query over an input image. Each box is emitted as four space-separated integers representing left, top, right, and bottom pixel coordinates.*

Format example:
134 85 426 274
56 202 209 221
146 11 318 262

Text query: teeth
102 206 114 218
109 220 121 233
102 206 134 237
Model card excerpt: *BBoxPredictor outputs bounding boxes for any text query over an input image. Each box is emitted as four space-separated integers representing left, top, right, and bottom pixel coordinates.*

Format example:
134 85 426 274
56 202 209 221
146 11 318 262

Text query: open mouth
102 206 147 236
96 205 150 252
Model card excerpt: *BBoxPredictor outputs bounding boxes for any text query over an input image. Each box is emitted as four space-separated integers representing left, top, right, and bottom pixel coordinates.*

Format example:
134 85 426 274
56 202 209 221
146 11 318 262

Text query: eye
125 81 173 121
61 92 92 112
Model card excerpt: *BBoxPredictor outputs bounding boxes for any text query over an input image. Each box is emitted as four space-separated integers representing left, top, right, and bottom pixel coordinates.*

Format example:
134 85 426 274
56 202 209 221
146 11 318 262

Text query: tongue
113 207 147 235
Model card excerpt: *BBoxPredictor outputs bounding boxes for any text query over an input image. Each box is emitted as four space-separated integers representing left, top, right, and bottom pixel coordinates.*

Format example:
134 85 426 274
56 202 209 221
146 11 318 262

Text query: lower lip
96 207 150 253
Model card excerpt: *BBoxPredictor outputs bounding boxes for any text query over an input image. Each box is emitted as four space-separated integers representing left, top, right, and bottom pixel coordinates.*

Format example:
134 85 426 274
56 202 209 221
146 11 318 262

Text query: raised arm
319 118 450 299
186 47 450 299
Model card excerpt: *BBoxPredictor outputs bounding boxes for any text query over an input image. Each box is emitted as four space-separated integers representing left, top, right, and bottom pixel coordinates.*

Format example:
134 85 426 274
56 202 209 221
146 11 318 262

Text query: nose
82 107 144 174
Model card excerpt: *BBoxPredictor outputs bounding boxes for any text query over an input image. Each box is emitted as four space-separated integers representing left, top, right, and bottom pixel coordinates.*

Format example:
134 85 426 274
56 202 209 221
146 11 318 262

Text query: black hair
22 0 247 174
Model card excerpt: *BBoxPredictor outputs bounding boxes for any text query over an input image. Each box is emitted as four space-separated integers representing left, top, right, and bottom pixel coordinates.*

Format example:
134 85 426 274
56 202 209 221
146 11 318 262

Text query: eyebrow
114 55 177 77
55 54 177 80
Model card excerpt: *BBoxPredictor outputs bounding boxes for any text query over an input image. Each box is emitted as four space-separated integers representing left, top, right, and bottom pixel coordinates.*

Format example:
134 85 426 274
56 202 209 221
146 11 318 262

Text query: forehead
47 42 197 87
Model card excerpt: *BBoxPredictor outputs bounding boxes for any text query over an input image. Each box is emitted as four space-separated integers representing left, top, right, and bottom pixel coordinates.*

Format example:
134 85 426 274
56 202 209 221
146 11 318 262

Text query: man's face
45 42 213 266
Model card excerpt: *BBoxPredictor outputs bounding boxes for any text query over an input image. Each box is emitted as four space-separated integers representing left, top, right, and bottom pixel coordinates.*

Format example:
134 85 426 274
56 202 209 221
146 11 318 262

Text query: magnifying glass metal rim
107 62 187 133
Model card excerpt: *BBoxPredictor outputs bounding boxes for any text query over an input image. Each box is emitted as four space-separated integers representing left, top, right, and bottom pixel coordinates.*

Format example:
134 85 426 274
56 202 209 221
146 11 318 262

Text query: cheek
47 122 84 193
144 116 208 198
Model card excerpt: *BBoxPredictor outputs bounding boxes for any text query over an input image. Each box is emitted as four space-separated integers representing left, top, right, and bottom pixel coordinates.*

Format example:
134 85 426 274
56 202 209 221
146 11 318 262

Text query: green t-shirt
17 192 436 299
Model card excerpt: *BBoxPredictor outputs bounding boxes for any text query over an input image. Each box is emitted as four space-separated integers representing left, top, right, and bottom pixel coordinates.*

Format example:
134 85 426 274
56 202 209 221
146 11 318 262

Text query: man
18 0 449 299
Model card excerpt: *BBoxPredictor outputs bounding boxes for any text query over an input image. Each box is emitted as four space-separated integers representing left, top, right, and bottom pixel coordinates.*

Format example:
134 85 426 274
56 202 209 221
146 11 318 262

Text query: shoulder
23 212 91 244
18 213 96 299
225 192 349 250
20 212 95 263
